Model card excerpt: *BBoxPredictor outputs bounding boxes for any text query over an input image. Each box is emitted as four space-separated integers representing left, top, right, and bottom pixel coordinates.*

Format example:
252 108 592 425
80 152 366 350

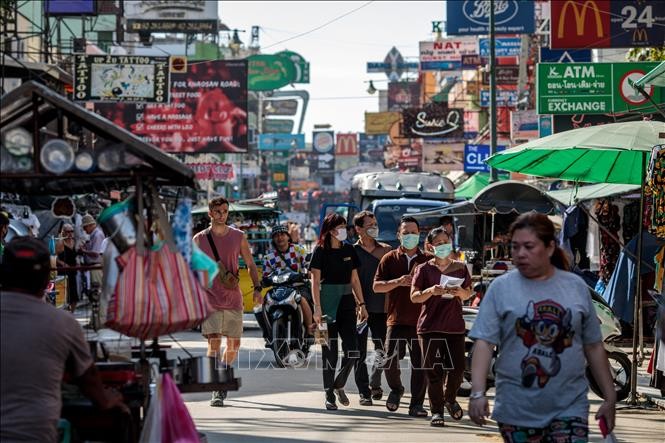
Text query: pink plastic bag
160 373 199 443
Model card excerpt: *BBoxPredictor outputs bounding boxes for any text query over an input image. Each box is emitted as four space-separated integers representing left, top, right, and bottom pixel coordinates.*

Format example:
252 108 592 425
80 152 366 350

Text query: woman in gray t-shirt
468 213 616 442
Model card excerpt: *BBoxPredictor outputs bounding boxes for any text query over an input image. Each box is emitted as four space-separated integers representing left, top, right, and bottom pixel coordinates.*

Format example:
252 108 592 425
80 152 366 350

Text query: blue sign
480 90 519 107
359 133 387 163
539 48 592 63
45 0 96 15
479 38 522 57
538 115 553 138
464 144 507 173
446 0 535 35
258 133 305 151
420 61 461 71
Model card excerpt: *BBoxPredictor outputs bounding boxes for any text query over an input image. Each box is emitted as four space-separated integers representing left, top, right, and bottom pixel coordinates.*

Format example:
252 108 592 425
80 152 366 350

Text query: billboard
446 0 535 35
464 144 507 173
478 37 522 57
335 133 359 156
537 62 662 114
73 54 170 103
511 110 539 142
550 1 665 49
248 54 297 91
95 60 248 153
419 38 477 71
480 89 519 107
45 0 96 15
365 111 400 134
422 141 465 173
258 133 305 151
402 103 464 138
187 162 235 181
359 133 388 163
124 0 218 33
388 82 421 111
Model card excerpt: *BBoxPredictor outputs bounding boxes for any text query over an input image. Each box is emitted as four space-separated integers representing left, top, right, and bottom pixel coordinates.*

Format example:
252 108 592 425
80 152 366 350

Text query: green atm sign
537 62 661 115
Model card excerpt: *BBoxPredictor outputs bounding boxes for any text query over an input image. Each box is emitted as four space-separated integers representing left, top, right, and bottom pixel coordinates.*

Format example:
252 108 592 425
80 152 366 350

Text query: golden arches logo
633 27 648 42
557 0 604 38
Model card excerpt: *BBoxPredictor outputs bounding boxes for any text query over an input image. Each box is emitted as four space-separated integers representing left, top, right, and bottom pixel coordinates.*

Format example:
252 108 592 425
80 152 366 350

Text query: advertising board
446 0 535 35
419 38 477 71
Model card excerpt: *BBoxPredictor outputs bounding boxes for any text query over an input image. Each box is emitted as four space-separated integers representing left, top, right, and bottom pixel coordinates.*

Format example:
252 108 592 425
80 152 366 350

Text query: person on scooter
468 213 617 442
262 224 315 334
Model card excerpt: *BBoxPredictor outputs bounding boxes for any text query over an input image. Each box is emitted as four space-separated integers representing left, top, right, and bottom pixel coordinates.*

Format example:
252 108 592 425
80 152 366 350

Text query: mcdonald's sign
335 133 358 156
551 0 665 49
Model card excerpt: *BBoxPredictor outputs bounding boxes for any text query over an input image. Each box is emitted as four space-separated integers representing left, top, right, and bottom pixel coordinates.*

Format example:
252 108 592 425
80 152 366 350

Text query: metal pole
489 0 498 182
628 151 647 405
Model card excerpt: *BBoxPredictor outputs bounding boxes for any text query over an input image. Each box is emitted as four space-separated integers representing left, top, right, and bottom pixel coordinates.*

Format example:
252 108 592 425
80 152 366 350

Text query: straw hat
81 214 96 227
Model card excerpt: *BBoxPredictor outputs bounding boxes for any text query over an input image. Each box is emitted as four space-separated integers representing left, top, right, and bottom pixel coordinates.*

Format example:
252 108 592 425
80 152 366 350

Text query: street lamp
366 80 377 95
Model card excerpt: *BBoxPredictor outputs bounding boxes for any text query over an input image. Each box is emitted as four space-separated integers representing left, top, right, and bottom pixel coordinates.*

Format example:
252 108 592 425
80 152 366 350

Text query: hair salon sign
402 104 464 139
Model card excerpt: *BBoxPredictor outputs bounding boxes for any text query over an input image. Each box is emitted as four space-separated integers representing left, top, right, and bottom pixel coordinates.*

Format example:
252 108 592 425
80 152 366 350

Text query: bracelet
253 286 262 291
357 302 366 307
469 391 485 400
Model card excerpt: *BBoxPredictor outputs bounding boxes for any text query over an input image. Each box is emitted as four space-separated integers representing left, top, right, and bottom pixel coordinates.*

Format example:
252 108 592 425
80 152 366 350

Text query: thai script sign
419 38 477 71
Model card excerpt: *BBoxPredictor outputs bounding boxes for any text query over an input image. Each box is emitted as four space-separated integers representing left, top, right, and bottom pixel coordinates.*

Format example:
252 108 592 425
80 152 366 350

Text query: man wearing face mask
345 211 392 403
373 216 429 417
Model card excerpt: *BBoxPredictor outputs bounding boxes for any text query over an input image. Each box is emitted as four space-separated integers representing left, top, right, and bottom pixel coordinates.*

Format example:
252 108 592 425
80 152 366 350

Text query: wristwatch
253 285 262 292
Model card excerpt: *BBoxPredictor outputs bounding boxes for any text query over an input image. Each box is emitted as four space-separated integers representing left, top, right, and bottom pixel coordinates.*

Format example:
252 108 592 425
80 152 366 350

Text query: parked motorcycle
459 288 631 402
254 269 312 368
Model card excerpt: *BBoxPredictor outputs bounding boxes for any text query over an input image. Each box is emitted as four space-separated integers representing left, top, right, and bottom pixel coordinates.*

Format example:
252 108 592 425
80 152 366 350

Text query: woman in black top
310 213 368 411
56 224 79 312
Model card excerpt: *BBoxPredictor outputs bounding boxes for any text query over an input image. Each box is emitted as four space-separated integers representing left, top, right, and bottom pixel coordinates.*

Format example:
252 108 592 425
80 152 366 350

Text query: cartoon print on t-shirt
515 299 574 388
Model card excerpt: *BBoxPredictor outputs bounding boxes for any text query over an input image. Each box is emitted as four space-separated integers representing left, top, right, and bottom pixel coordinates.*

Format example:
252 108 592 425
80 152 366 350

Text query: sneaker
370 387 383 401
334 388 350 406
359 394 373 406
210 390 224 407
325 391 338 411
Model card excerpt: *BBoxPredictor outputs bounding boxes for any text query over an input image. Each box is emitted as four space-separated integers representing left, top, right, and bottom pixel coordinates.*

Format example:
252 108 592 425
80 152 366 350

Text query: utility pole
489 0 498 182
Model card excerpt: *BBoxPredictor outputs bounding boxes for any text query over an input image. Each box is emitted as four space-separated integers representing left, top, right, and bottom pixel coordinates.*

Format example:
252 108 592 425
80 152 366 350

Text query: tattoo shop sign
402 104 464 138
74 54 170 103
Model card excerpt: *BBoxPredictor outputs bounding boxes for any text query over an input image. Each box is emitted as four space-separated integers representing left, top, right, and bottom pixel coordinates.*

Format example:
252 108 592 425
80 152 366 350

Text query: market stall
1 81 238 441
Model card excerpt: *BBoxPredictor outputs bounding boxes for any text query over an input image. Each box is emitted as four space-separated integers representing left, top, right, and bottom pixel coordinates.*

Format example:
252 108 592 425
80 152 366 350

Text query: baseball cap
2 236 50 273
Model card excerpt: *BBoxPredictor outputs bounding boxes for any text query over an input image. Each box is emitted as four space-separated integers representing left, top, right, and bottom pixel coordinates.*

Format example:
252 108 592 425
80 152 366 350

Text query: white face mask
333 227 347 242
366 226 379 238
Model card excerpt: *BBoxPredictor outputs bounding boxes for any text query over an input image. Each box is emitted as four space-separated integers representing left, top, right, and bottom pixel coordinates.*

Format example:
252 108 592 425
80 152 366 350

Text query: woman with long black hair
310 213 369 410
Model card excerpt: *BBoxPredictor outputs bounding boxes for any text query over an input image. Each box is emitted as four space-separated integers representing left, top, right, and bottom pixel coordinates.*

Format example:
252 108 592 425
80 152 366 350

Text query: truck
320 171 456 247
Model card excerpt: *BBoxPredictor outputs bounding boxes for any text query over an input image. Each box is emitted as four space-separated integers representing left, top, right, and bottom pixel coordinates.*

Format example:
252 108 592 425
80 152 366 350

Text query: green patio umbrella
455 172 508 199
486 120 665 405
486 120 665 185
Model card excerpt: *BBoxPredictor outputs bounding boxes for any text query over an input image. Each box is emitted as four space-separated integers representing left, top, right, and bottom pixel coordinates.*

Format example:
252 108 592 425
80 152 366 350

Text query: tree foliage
626 47 665 62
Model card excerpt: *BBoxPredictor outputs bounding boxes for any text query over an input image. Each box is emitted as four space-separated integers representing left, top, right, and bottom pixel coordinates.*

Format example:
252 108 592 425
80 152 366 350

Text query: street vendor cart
1 81 239 442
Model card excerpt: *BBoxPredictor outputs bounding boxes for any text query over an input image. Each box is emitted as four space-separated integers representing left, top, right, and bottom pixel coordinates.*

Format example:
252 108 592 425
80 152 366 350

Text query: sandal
430 413 445 427
385 388 404 412
445 401 463 421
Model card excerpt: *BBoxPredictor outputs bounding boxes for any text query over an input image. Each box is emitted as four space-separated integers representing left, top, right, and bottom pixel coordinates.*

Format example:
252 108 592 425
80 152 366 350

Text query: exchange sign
550 0 665 49
537 62 662 114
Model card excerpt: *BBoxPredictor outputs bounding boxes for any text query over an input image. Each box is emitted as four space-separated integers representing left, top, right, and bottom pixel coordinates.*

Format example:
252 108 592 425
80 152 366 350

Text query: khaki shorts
202 309 243 338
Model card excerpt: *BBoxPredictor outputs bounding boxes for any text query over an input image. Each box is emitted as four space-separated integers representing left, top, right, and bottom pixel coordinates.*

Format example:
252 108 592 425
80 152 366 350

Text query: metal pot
98 198 137 253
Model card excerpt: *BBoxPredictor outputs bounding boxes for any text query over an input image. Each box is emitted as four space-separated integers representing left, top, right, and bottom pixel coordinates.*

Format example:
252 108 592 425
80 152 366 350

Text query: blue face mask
433 243 453 259
400 233 420 250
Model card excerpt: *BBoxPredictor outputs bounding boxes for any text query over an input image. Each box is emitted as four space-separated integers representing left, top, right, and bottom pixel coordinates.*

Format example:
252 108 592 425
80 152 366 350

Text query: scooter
459 288 632 402
254 269 312 368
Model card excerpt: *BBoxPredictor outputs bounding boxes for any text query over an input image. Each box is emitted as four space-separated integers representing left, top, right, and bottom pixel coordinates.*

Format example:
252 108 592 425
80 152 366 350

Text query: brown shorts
202 309 243 338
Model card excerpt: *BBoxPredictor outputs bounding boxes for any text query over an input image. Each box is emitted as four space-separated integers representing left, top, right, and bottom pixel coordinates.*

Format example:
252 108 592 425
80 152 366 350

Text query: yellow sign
557 0 604 38
633 27 648 43
365 111 400 135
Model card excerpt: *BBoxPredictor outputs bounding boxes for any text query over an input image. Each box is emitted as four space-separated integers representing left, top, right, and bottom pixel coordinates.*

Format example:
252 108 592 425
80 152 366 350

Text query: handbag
205 229 240 289
106 186 213 339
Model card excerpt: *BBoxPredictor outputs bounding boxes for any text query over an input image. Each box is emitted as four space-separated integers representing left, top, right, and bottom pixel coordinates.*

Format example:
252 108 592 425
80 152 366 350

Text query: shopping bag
138 374 163 443
160 372 199 443
105 189 213 339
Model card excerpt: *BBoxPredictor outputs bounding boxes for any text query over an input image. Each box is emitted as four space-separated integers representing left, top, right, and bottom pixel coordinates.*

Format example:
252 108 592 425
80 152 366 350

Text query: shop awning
455 172 509 199
547 183 640 206
634 61 665 88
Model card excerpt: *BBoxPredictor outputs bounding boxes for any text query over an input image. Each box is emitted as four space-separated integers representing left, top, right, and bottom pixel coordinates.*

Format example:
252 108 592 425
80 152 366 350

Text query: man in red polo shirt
373 216 429 417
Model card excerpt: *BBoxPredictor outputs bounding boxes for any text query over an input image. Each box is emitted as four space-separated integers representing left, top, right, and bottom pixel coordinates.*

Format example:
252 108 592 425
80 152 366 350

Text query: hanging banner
446 0 535 35
537 62 662 114
365 111 400 134
422 141 465 173
73 54 170 103
510 109 539 142
95 60 248 153
550 0 665 49
402 103 464 138
359 133 388 163
419 38 477 71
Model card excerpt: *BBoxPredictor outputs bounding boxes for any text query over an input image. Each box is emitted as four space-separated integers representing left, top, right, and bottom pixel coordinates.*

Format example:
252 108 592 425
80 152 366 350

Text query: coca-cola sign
402 104 463 138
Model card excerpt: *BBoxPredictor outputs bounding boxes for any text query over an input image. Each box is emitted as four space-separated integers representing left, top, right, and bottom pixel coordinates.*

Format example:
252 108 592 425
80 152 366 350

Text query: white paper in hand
440 275 464 288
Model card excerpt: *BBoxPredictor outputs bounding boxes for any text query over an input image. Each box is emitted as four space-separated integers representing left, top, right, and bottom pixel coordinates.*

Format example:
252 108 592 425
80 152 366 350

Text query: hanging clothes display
622 201 641 246
647 145 665 239
595 199 621 284
561 205 590 269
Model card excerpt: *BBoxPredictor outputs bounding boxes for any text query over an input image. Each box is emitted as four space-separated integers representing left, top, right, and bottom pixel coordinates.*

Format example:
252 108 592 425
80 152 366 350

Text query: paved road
158 330 665 443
